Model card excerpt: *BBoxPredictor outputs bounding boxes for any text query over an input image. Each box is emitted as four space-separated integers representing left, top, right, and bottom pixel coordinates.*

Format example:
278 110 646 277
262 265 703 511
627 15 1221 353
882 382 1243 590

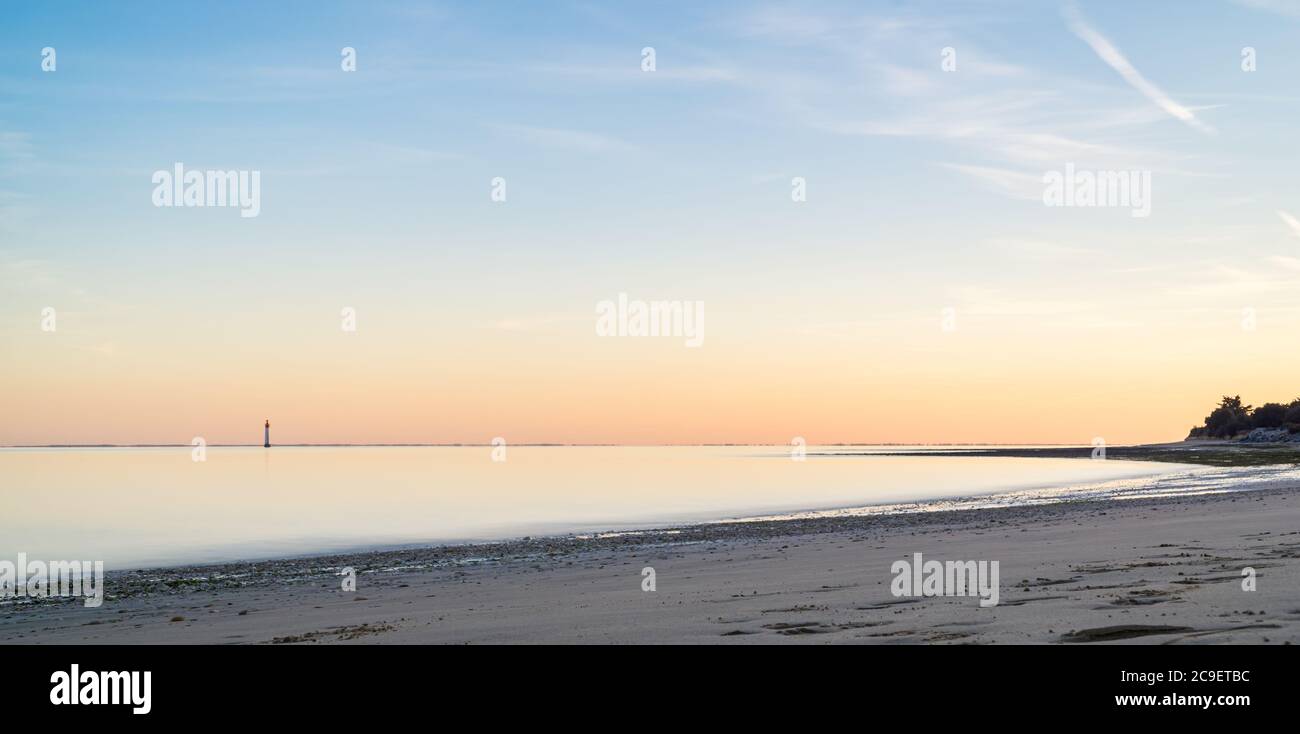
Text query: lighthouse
264 419 270 448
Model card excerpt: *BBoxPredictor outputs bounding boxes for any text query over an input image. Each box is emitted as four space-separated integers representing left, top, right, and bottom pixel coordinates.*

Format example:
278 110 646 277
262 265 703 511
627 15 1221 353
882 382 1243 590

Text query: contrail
1065 5 1215 134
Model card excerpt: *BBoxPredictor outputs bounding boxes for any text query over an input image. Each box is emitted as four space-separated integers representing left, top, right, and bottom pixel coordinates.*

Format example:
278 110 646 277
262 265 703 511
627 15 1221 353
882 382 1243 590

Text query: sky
2 0 1299 445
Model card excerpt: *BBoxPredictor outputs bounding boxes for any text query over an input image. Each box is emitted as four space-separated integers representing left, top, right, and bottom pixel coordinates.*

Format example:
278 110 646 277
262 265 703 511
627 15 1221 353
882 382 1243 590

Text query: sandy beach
5 476 1298 645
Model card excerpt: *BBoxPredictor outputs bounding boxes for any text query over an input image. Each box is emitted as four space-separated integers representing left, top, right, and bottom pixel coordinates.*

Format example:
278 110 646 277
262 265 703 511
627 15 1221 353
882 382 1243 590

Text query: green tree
1285 398 1300 430
1202 395 1252 438
1252 402 1287 429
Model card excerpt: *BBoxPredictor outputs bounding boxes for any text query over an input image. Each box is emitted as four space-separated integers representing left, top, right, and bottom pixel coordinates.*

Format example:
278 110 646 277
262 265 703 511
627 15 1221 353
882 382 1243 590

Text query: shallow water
0 445 1241 569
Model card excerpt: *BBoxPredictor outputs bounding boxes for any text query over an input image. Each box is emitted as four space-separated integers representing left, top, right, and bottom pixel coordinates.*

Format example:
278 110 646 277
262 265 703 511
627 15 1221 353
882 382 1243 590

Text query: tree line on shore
1186 395 1300 439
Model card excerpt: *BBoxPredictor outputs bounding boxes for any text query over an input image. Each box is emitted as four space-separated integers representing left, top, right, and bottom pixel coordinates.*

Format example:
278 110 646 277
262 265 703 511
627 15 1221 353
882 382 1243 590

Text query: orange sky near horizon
4 297 1294 446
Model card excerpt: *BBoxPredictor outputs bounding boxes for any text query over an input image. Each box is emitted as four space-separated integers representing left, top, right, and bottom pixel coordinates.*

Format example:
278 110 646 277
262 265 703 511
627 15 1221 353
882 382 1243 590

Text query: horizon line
0 441 1136 449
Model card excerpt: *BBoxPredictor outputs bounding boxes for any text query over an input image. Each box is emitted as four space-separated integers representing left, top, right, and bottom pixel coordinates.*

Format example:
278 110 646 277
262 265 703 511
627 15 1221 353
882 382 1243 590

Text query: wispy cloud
488 124 638 154
482 313 581 332
988 238 1098 260
949 286 1097 317
939 164 1043 201
879 64 937 96
1232 0 1300 18
1277 210 1300 237
364 142 460 163
1268 255 1300 271
731 8 1202 203
531 63 738 82
0 190 35 231
0 131 34 161
1162 263 1297 297
738 7 841 43
0 255 60 288
738 6 934 46
1065 6 1215 134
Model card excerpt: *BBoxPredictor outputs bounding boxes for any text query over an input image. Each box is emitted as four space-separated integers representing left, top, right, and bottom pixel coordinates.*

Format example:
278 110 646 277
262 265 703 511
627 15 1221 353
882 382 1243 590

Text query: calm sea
0 445 1258 569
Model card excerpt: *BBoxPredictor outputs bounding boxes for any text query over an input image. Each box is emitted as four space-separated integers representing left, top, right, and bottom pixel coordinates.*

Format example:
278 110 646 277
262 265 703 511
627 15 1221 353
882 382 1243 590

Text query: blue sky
3 1 1300 444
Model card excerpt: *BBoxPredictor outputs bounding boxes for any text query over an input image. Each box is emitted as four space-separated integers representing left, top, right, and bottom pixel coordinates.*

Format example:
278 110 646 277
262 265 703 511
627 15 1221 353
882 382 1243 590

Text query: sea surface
3 445 1292 569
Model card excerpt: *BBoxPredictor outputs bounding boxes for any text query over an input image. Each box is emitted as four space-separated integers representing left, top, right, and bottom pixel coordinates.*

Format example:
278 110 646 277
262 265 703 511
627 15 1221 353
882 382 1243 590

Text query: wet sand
841 439 1300 467
4 483 1298 644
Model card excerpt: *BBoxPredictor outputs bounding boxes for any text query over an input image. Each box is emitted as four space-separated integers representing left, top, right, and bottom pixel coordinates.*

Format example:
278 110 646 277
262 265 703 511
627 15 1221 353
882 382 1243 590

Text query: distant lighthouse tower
264 419 270 448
